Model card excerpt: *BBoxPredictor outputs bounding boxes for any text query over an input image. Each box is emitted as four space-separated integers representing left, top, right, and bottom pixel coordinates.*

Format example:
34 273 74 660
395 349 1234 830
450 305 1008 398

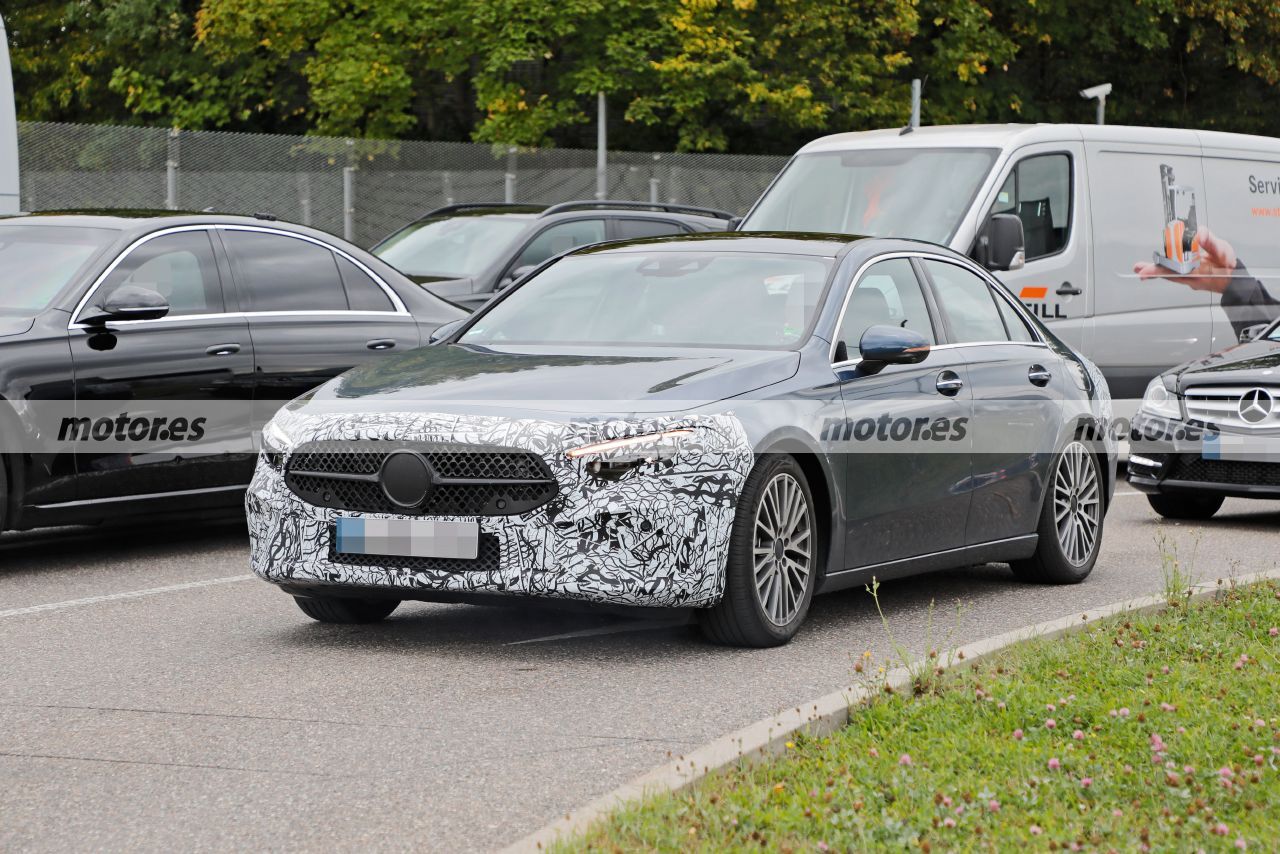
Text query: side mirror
499 265 536 290
428 318 466 345
82 285 170 324
858 324 931 365
726 216 744 231
975 213 1026 272
1239 323 1270 344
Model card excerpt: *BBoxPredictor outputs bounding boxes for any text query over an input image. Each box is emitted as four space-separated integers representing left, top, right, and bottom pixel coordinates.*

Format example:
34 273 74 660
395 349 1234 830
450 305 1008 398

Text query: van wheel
1147 493 1223 520
1011 441 1104 584
293 595 399 624
699 455 818 647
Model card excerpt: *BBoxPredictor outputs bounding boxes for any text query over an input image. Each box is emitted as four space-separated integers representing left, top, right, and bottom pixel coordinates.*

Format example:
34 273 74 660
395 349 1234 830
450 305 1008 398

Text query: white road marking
507 620 688 646
0 575 255 620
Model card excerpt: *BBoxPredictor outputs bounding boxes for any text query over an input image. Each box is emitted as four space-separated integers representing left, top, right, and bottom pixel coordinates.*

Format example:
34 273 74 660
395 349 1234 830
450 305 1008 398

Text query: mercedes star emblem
1237 387 1275 425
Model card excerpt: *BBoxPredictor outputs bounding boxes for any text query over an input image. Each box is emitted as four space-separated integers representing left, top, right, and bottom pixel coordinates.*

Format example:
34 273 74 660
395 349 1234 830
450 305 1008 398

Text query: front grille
1166 456 1280 487
329 528 502 574
1184 385 1280 430
285 440 557 516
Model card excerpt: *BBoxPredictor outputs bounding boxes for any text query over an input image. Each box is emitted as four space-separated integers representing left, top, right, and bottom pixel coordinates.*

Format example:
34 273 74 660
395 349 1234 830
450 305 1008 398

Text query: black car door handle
1056 282 1083 296
936 370 964 396
206 343 241 356
366 339 396 351
1028 364 1053 386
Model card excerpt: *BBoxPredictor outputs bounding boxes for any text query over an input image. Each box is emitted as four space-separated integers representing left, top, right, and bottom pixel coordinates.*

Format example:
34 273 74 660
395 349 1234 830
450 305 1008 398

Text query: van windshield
742 148 998 244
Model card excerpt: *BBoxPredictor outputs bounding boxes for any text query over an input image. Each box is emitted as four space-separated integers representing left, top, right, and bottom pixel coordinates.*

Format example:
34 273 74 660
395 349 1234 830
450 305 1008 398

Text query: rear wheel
293 595 400 624
699 455 818 647
1147 493 1224 520
1011 441 1104 584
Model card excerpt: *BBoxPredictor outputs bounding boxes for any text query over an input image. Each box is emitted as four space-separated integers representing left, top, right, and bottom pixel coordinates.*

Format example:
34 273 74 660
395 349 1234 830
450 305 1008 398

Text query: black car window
836 258 935 356
512 219 607 270
993 291 1036 342
223 230 348 312
989 153 1072 260
98 230 224 316
614 218 687 240
924 259 1009 343
336 255 394 312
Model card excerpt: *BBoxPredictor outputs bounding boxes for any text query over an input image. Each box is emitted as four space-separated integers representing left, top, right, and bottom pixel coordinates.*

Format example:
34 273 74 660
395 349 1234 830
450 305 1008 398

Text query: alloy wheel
1053 442 1101 566
753 472 812 626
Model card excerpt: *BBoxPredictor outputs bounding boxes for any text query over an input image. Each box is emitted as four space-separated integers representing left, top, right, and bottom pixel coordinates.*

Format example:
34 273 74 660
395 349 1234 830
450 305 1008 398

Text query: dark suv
371 201 731 309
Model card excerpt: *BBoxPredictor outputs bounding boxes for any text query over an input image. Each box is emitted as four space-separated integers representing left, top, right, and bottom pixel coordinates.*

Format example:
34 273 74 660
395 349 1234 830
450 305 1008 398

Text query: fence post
442 171 454 206
595 92 608 200
341 138 356 242
504 146 517 203
165 129 180 210
297 173 312 226
649 153 661 204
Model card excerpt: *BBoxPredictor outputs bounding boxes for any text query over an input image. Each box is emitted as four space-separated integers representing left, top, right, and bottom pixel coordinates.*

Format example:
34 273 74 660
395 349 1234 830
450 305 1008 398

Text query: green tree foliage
6 0 1280 151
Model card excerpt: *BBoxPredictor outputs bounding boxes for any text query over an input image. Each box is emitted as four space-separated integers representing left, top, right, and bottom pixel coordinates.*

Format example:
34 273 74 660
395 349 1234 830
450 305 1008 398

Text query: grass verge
564 581 1280 851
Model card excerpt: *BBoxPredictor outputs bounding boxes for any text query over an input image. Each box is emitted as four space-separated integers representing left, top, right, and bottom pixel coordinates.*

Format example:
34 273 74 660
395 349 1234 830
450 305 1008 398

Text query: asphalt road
2 486 1278 852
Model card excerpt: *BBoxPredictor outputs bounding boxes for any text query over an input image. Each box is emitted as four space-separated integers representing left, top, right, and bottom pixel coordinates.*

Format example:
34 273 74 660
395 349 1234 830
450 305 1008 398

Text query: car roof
0 210 355 242
568 231 955 260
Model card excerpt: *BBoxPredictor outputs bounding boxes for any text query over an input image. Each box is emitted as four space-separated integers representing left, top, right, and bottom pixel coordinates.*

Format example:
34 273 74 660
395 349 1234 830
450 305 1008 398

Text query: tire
1147 493 1224 520
699 455 819 647
293 595 400 624
1011 440 1105 584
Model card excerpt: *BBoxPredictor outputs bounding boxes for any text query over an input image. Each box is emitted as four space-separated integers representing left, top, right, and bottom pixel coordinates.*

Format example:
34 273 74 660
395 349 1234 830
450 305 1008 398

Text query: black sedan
248 233 1116 646
1129 322 1280 518
0 211 465 533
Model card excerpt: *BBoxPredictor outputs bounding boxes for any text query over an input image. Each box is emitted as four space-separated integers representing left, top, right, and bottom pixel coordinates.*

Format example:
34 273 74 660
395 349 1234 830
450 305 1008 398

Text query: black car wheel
699 455 818 647
1147 493 1224 520
293 595 400 624
1011 440 1104 584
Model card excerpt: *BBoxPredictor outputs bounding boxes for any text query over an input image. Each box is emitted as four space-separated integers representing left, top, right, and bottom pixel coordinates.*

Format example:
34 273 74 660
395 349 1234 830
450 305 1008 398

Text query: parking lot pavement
2 488 1278 852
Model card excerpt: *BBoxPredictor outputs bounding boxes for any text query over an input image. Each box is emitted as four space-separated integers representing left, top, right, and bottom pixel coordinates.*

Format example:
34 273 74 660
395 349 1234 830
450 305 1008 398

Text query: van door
975 143 1091 357
1084 135 1212 400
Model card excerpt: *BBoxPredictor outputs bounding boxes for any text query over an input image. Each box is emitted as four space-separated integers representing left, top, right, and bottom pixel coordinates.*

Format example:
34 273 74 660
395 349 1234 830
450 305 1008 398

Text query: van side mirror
975 213 1026 272
859 324 931 366
81 285 170 324
1239 323 1270 344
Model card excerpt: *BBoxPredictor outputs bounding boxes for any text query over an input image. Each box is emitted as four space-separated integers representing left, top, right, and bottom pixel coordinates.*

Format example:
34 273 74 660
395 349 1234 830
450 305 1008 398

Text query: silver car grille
1183 385 1280 430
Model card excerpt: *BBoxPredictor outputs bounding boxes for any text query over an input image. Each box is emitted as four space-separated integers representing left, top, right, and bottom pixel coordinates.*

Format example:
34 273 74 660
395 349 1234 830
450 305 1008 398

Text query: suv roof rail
539 200 735 220
420 202 546 218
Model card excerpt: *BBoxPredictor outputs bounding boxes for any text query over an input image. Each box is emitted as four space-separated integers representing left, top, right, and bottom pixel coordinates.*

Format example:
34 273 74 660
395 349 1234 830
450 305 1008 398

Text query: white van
0 13 18 216
740 124 1280 399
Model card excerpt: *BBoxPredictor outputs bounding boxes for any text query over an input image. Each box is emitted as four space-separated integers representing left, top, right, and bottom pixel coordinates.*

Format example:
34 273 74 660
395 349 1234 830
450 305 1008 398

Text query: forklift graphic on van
1153 164 1200 276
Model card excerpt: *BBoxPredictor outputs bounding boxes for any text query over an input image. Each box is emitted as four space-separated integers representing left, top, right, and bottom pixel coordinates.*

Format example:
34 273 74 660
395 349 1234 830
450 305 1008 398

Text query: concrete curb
505 567 1280 852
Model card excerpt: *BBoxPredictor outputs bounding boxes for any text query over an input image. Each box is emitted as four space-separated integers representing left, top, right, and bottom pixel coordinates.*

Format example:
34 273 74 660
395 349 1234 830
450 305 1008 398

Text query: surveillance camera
1079 83 1112 100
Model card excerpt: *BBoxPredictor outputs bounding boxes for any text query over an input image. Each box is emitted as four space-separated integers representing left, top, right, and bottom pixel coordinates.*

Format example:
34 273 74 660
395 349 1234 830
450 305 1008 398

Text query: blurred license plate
333 517 479 560
1202 432 1280 463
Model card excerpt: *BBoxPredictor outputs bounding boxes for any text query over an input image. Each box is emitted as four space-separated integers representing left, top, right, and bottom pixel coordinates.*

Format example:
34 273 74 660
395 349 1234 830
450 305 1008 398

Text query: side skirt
816 534 1039 594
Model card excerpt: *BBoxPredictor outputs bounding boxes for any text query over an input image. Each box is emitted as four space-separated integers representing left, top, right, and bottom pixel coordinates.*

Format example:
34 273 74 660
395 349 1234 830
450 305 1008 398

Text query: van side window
991 154 1071 260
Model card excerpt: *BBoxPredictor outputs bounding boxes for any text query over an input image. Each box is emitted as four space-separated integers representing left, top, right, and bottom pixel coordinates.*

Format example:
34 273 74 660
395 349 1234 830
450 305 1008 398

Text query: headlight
1139 376 1182 420
260 419 296 470
566 428 696 471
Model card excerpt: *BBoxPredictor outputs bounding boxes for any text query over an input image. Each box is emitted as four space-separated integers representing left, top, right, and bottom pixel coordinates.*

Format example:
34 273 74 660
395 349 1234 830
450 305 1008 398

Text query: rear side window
223 230 347 312
614 219 687 240
924 260 1009 343
993 293 1036 342
99 230 224 316
336 255 394 311
990 153 1072 260
836 258 935 355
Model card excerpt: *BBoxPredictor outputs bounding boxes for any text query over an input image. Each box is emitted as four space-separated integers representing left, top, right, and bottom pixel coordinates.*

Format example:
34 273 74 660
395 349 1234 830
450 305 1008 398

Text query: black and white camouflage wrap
246 408 753 607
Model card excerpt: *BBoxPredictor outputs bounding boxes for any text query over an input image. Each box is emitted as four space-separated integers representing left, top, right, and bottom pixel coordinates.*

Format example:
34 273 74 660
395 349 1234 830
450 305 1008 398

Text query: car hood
300 343 801 416
1173 338 1280 388
0 312 35 338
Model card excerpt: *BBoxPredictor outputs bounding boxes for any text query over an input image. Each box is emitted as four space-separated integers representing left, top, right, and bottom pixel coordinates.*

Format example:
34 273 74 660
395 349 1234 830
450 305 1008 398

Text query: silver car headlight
1139 376 1182 420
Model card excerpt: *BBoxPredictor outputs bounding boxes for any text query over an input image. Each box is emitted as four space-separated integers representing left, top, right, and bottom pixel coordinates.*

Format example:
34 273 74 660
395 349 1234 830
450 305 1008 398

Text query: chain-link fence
16 122 789 247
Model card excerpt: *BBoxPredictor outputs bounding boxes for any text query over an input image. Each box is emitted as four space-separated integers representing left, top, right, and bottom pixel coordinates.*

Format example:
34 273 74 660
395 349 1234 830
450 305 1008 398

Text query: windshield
460 251 833 349
0 225 116 312
742 148 998 244
374 216 529 279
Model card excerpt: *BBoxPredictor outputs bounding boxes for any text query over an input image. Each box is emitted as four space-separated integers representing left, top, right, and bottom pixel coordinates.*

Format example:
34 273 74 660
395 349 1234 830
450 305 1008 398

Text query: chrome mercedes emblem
1238 387 1274 425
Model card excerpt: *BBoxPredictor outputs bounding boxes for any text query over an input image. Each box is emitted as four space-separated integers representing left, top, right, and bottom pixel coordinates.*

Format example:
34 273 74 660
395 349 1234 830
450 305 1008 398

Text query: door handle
206 343 241 356
1056 282 1083 296
366 339 396 351
936 370 964 396
1028 364 1053 387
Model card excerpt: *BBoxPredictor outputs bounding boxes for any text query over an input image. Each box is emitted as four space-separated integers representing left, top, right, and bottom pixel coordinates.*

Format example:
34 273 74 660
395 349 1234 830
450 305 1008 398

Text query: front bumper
246 411 753 608
1128 412 1280 499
